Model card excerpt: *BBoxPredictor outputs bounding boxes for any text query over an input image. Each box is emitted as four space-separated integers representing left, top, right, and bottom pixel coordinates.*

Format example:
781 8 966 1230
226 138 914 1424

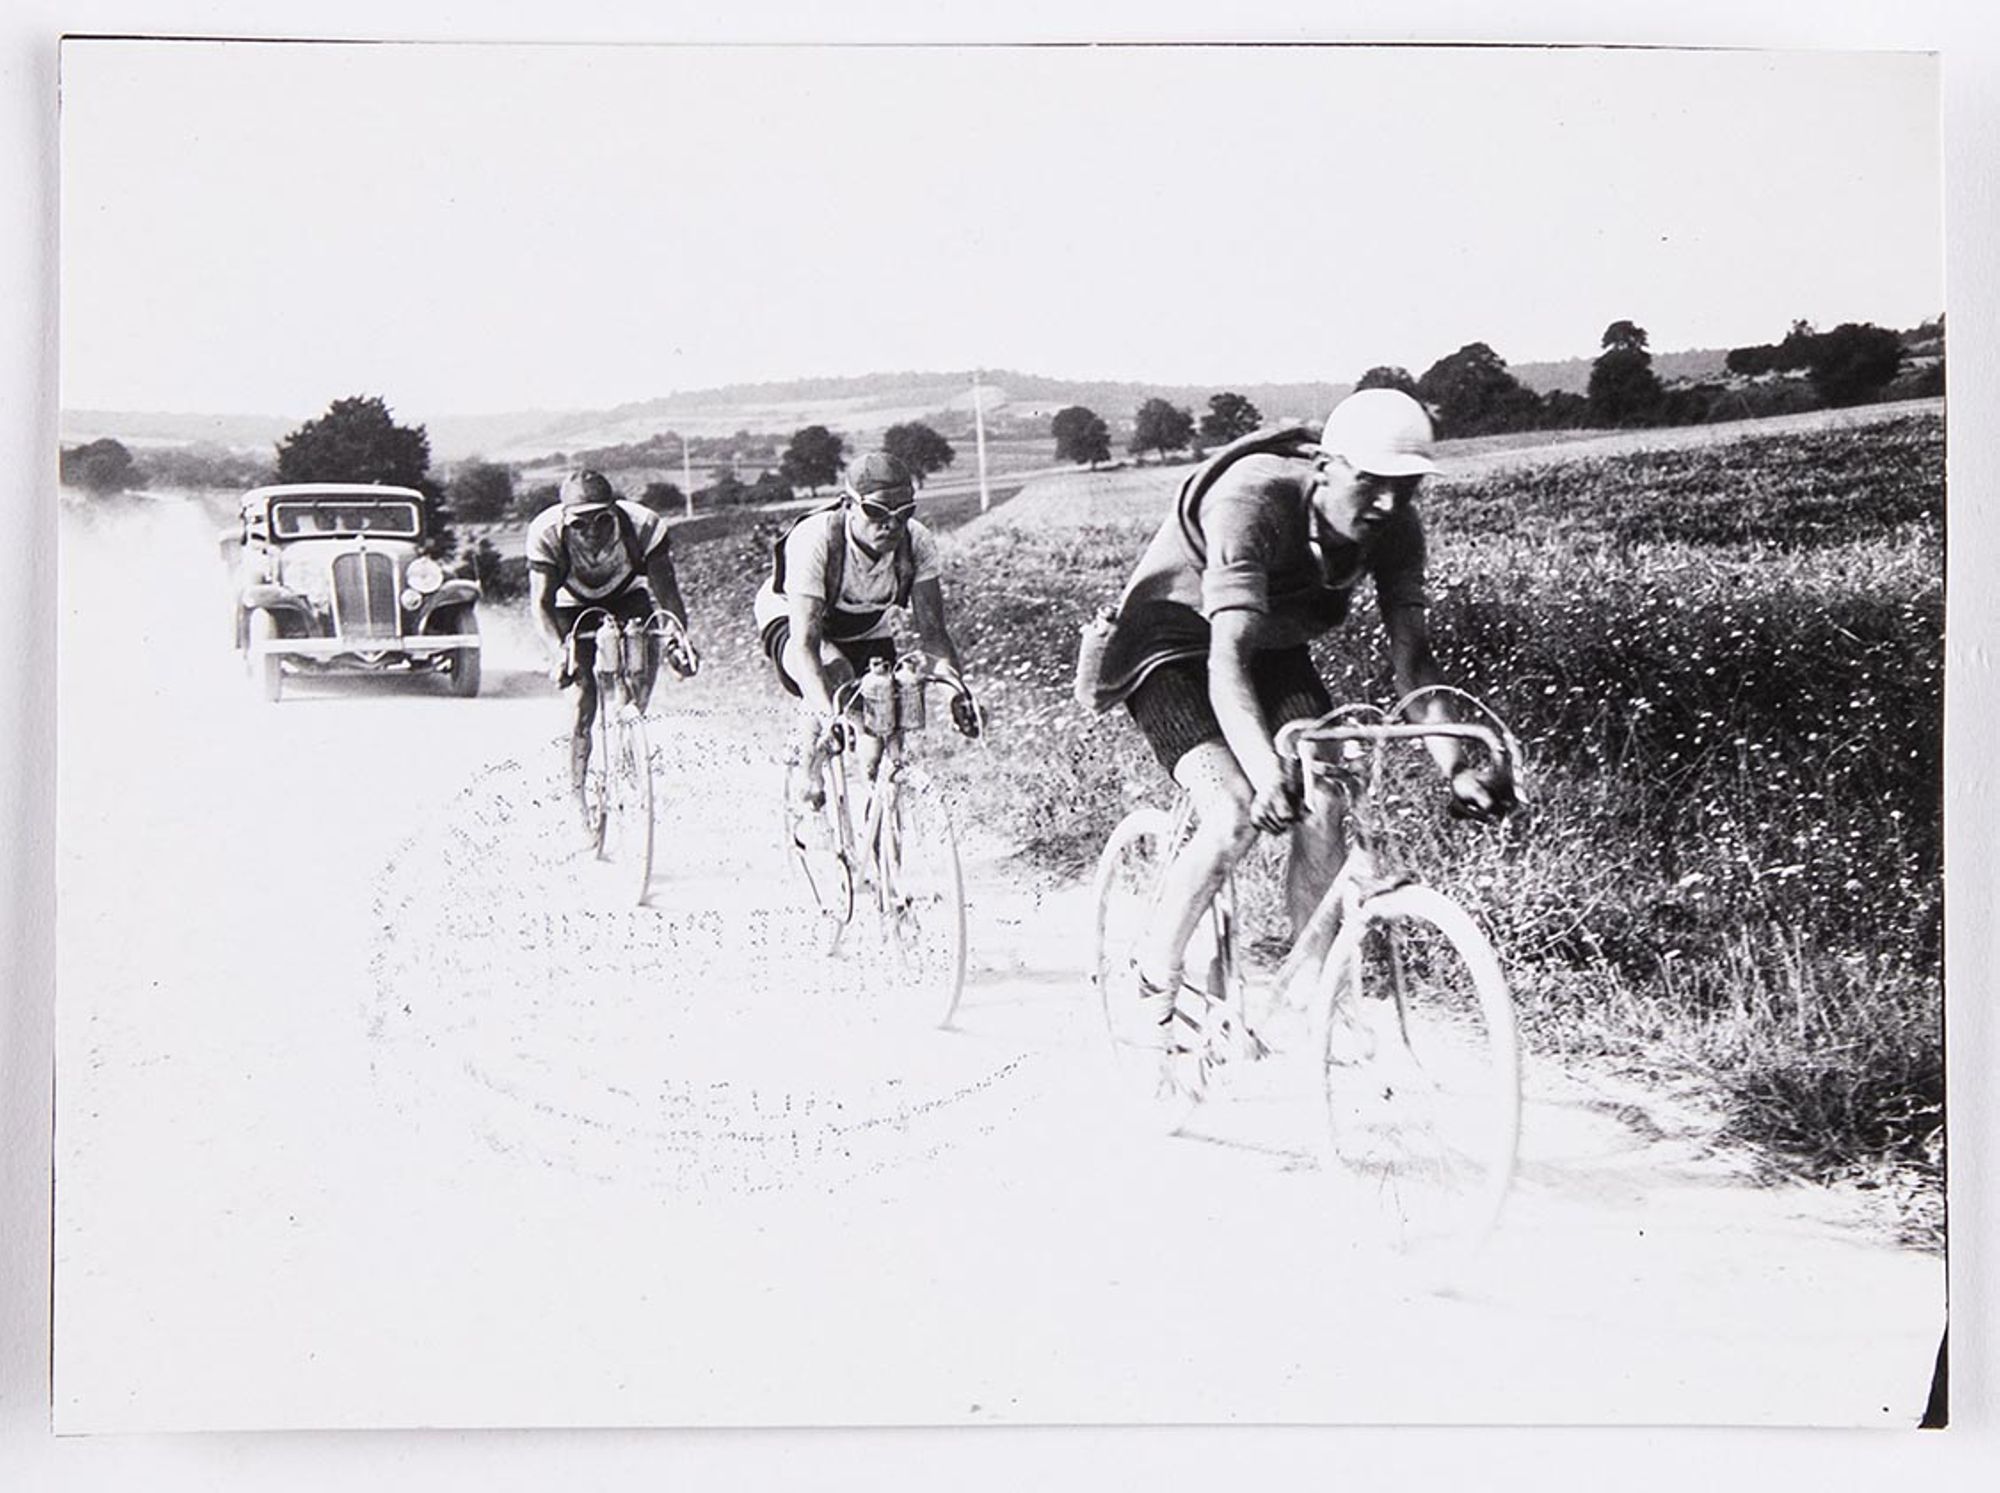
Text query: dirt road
53 498 1943 1430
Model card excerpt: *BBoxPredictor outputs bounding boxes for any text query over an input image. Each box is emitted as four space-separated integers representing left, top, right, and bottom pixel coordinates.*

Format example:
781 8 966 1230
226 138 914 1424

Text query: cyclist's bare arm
1383 601 1513 816
1383 601 1461 776
908 578 965 683
783 591 845 721
644 550 689 629
527 568 568 666
1209 608 1296 832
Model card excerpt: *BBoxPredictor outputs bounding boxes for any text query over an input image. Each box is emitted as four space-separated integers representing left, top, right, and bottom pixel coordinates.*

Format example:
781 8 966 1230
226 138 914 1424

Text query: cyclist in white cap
1077 388 1513 1048
527 468 697 814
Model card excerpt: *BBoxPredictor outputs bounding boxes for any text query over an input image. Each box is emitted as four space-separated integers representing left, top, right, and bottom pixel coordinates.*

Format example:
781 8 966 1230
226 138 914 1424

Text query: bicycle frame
1138 697 1518 1055
1265 706 1515 998
562 606 693 903
821 655 965 908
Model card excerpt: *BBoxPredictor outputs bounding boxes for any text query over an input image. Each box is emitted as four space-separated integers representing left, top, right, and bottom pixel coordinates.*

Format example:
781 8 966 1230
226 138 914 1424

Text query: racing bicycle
1090 687 1524 1254
564 606 698 907
783 653 977 1028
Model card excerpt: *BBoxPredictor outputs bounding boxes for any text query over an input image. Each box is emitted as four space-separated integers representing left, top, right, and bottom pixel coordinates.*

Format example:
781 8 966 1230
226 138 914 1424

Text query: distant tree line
1039 313 1942 466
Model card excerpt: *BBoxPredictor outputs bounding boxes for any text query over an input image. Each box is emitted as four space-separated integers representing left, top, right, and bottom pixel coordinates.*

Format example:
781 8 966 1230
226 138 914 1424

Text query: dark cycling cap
845 451 916 504
560 468 616 509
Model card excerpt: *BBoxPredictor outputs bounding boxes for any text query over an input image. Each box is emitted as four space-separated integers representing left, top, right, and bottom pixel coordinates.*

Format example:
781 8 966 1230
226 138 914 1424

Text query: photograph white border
6 0 1997 1487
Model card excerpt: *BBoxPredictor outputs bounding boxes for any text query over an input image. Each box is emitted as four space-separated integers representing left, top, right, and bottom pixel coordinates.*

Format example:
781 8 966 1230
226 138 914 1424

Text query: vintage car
227 483 482 701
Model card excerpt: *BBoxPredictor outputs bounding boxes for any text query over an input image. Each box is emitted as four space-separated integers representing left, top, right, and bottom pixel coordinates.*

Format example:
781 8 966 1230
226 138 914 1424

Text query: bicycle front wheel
599 707 655 906
1315 883 1520 1254
879 770 966 1027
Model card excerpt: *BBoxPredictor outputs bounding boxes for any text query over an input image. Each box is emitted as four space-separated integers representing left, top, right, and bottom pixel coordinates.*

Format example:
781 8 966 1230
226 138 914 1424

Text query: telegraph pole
681 431 694 520
972 370 992 514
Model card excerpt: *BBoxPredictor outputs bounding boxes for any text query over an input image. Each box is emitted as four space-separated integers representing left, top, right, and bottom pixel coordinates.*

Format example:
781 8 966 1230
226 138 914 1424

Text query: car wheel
447 613 481 698
246 608 283 703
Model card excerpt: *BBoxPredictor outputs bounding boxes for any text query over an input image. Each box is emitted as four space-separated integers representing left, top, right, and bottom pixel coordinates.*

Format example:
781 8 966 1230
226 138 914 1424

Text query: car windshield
271 500 422 538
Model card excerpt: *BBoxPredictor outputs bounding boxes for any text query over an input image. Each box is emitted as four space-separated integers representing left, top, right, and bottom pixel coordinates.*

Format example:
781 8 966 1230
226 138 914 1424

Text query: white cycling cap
1320 388 1438 477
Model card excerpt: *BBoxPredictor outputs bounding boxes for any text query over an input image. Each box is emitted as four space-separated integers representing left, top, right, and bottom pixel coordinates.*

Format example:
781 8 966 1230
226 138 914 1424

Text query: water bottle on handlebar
591 614 622 688
861 656 898 737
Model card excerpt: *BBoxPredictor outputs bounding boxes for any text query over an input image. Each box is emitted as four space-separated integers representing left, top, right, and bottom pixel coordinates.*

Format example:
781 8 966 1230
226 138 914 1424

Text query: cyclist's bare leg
1282 786 1350 990
793 650 859 809
571 676 601 803
1135 740 1257 991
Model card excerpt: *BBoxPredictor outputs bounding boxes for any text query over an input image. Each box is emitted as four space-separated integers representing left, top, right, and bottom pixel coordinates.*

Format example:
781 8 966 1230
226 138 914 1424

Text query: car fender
238 586 316 641
416 580 482 632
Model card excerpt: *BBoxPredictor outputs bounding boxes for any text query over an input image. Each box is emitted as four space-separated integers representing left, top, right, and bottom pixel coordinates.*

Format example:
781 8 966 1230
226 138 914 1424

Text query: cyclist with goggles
752 449 979 803
527 468 697 813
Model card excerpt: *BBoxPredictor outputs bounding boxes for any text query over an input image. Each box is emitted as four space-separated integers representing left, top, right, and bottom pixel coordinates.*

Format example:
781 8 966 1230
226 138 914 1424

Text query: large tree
1354 366 1421 398
276 395 450 554
1051 405 1112 468
1129 398 1195 463
59 438 143 496
780 425 846 494
1587 320 1664 427
445 460 516 523
640 480 686 513
275 394 433 488
1198 391 1262 446
1415 342 1540 438
1806 322 1905 406
881 422 957 484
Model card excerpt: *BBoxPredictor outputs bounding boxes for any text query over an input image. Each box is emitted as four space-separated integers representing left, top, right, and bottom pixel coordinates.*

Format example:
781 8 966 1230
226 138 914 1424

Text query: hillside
61 370 1352 466
50 341 1861 466
1512 346 1732 396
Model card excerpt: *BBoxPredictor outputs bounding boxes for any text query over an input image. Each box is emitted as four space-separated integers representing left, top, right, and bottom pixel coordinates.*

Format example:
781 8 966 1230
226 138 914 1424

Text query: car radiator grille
331 552 400 641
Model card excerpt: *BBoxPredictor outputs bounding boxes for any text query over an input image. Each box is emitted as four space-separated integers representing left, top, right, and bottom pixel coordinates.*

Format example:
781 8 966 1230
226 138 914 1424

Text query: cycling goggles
855 497 915 524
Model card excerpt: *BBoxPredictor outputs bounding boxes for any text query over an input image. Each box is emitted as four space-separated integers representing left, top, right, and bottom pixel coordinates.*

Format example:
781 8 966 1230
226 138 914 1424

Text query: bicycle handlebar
1274 716 1510 767
559 606 698 682
827 654 978 739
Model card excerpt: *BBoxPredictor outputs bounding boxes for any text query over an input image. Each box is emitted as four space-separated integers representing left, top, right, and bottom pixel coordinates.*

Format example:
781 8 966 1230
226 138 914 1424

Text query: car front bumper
248 634 481 659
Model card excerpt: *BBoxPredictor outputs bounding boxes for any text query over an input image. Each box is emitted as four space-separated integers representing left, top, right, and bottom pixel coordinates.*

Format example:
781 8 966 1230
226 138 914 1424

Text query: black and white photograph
19 10 1992 1471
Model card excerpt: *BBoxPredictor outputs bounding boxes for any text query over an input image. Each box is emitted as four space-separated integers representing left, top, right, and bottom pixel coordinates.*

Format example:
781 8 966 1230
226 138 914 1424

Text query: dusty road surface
54 499 1943 1431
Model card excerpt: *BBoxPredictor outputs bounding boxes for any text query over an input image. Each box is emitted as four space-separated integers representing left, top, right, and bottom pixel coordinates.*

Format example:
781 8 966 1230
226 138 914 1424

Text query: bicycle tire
599 707 655 906
783 755 853 945
246 607 284 703
580 714 611 852
1087 806 1207 1128
1314 883 1520 1254
879 768 966 1028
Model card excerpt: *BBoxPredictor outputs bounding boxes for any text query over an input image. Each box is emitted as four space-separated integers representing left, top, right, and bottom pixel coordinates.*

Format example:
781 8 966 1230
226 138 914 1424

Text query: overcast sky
58 40 1941 419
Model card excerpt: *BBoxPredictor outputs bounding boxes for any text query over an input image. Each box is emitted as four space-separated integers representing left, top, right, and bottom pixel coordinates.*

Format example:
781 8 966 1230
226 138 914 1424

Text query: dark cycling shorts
558 586 656 686
1125 644 1333 775
759 616 897 699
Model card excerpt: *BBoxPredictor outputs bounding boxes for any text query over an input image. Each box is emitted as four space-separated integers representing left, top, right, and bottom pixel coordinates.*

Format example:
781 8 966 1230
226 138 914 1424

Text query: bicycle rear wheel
879 769 966 1027
1088 806 1206 1127
599 708 655 906
1315 883 1520 1254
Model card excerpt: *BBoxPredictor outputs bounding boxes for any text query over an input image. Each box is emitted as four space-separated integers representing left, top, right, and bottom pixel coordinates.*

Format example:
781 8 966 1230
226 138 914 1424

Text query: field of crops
915 407 1945 1226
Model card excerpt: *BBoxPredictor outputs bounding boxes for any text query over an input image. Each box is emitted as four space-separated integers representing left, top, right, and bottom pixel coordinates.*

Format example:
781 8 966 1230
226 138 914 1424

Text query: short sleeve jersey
752 508 942 642
1088 449 1428 710
525 500 672 604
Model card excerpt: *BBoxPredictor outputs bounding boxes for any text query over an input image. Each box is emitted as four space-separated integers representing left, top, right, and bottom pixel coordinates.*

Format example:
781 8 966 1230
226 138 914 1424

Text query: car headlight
406 557 444 595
